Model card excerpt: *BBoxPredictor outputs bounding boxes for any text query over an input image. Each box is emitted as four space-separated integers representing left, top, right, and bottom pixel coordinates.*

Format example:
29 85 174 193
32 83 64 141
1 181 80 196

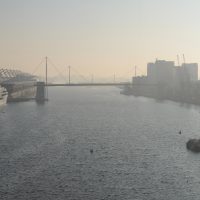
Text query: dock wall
2 81 37 102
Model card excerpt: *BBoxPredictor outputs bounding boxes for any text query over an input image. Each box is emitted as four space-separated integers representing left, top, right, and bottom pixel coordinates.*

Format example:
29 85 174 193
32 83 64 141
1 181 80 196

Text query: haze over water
1 87 200 199
1 0 200 77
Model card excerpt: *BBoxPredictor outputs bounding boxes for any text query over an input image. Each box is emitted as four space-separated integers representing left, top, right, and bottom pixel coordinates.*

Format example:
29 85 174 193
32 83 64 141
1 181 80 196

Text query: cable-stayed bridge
47 83 130 87
31 57 131 86
0 57 131 102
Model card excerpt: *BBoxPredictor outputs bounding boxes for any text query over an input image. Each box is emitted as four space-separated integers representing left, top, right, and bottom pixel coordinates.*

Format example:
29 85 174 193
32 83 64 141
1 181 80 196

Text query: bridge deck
46 83 130 87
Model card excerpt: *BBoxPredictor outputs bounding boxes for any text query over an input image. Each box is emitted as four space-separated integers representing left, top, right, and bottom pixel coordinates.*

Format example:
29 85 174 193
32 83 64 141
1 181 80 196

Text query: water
1 87 200 200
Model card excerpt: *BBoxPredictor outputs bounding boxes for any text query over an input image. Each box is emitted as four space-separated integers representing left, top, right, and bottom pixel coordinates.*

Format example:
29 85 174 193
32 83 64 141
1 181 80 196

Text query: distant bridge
46 83 130 87
0 60 131 102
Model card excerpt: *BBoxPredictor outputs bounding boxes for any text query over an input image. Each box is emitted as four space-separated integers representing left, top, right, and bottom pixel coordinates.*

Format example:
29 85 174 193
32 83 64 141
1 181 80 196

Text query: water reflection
0 87 200 200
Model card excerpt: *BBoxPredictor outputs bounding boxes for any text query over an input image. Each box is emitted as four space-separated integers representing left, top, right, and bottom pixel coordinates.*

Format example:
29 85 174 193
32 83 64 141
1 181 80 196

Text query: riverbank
121 82 200 105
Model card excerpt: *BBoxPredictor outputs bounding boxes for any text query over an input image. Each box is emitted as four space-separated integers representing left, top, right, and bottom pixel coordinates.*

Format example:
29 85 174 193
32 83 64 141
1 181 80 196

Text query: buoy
90 149 93 154
179 130 182 134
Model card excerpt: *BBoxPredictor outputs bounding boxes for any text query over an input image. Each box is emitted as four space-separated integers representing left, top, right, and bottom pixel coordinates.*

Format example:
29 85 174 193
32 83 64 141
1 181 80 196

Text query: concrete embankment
122 83 200 105
2 81 37 102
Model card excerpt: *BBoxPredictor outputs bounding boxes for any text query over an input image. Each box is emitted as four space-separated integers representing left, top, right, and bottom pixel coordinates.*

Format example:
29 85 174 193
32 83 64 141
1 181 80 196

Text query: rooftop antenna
177 55 180 66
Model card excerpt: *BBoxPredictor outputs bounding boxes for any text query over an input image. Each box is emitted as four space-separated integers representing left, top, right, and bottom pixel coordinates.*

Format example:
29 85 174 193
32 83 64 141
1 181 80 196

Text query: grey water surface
1 87 200 200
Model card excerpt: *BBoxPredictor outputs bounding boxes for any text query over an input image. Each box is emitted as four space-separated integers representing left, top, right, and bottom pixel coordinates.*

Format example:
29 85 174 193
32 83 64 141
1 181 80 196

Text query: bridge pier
36 82 48 102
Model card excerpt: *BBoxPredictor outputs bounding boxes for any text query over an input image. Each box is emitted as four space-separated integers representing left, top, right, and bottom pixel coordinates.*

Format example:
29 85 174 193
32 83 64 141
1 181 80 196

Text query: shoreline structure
122 59 200 105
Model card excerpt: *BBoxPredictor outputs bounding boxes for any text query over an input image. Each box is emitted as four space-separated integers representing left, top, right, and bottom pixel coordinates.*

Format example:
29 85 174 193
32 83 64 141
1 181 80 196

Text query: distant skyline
1 0 200 79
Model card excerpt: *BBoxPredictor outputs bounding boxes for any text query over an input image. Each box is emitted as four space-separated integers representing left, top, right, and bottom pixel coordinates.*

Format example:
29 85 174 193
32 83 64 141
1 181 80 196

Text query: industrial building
147 60 198 85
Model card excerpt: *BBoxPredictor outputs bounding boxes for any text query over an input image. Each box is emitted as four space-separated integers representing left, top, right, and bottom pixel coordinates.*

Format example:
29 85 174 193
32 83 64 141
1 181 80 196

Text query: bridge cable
31 58 45 76
47 58 67 82
71 66 91 83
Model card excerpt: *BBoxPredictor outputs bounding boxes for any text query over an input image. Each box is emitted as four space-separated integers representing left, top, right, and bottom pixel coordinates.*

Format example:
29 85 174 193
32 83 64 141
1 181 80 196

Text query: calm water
1 87 200 200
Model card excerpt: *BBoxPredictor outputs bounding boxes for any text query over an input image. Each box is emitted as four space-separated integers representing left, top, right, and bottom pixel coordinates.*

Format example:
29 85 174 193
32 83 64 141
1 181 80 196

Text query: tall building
147 62 157 84
147 60 198 85
147 60 174 85
182 63 198 82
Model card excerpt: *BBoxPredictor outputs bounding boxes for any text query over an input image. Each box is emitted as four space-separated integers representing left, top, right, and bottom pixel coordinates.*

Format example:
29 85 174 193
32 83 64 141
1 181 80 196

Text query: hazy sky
1 0 200 79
